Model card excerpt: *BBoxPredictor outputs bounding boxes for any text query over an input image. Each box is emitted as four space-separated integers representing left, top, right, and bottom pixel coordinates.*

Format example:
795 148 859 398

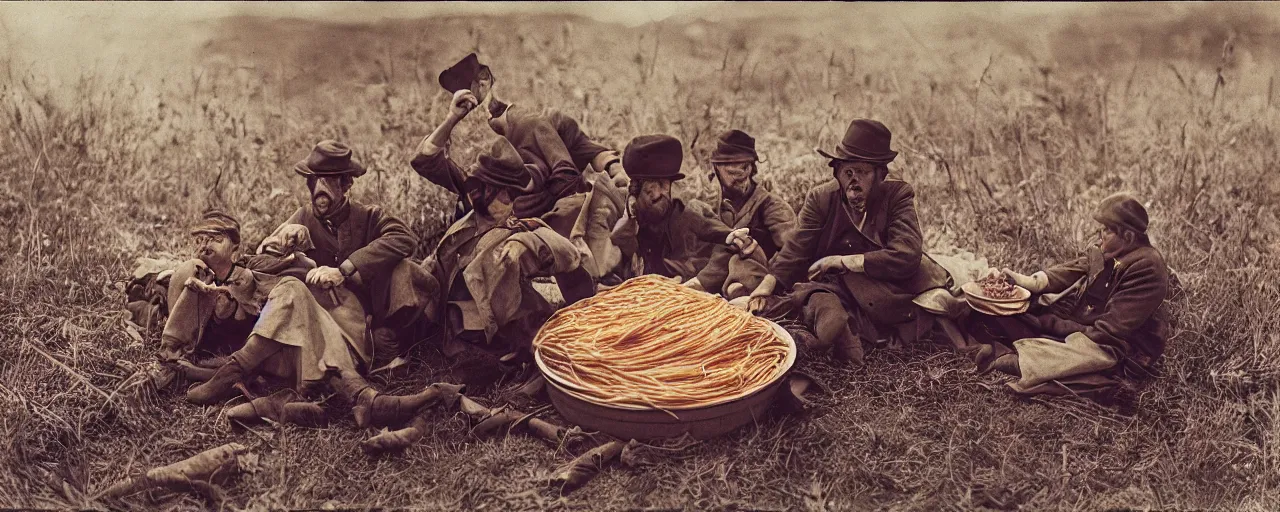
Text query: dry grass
3 4 1280 510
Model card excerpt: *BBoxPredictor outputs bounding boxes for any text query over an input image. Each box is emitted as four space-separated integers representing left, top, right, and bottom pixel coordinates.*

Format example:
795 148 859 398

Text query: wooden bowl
537 321 797 441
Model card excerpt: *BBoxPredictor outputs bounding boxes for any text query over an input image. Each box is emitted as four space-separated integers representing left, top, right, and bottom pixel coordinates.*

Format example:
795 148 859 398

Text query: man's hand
450 89 479 120
500 241 529 267
306 266 345 288
1000 268 1047 293
726 228 757 254
807 254 866 281
681 277 705 292
184 277 224 295
747 274 779 314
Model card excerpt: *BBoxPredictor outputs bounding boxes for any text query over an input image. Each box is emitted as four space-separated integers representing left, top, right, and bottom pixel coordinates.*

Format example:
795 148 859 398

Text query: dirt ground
2 3 1280 510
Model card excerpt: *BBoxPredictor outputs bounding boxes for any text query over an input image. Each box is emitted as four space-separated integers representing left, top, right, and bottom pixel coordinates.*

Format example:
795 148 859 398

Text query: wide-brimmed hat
816 119 898 164
623 134 685 181
708 129 759 164
1093 193 1149 234
294 140 366 178
190 209 241 244
439 53 494 94
465 138 534 194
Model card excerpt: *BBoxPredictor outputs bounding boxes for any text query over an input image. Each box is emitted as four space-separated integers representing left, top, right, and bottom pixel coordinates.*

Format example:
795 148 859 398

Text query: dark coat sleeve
769 185 829 290
861 183 924 281
761 193 799 251
1081 256 1169 354
550 112 612 172
523 117 584 199
409 150 467 196
346 206 417 277
688 211 735 288
1041 254 1090 294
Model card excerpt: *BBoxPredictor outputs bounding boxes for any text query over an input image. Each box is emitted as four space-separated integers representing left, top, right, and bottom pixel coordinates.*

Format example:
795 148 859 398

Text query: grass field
3 3 1280 510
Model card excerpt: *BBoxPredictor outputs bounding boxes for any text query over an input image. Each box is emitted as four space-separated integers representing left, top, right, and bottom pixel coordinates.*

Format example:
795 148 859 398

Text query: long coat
770 178 951 328
1037 244 1171 370
279 200 429 328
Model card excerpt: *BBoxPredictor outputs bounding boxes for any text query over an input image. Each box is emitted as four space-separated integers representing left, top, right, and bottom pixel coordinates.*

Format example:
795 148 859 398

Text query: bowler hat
1093 193 1149 234
294 140 366 178
708 129 759 163
190 209 241 244
439 53 493 94
623 134 685 181
816 119 898 164
465 138 534 194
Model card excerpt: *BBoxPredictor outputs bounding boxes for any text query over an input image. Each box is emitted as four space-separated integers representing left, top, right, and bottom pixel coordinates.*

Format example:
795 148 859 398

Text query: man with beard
748 120 952 364
420 137 593 387
609 134 756 284
966 193 1172 401
682 130 797 302
412 53 627 281
276 140 434 363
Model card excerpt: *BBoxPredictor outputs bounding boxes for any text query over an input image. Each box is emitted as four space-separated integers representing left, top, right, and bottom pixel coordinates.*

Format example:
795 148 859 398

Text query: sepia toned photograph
1 1 1278 510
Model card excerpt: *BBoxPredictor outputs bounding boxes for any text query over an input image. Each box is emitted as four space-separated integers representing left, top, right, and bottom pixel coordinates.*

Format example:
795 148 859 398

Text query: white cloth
1009 332 1118 392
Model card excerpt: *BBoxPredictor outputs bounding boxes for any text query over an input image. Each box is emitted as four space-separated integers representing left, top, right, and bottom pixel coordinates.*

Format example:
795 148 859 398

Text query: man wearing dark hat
683 129 797 302
966 193 1171 401
748 119 952 364
420 137 594 387
412 53 628 281
276 140 434 361
610 134 755 283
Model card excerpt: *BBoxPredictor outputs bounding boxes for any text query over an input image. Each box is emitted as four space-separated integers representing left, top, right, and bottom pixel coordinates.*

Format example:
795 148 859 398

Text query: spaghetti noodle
533 275 791 410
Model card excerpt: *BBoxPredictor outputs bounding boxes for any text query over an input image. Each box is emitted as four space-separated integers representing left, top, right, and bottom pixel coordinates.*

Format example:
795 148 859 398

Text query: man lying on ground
682 129 797 302
967 193 1171 402
748 119 953 365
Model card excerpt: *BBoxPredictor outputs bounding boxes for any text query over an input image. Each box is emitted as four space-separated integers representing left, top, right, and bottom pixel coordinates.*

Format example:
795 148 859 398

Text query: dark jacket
612 199 735 282
1038 244 1171 369
770 178 951 325
280 200 419 323
696 184 797 293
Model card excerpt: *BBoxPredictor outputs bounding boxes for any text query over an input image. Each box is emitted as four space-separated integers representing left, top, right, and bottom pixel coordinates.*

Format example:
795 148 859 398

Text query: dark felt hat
190 209 241 244
623 134 685 181
816 119 898 164
709 129 759 163
439 53 493 94
1093 193 1149 234
294 140 366 178
465 138 534 193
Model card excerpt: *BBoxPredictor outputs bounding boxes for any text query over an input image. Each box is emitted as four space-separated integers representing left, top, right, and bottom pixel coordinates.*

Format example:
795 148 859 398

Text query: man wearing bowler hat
276 140 434 363
420 137 594 389
965 193 1172 402
683 129 797 302
610 134 755 283
412 53 629 282
748 119 952 364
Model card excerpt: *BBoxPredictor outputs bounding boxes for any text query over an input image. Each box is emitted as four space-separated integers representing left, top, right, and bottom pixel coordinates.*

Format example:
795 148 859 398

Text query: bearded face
468 183 515 221
630 179 673 226
832 161 881 214
308 176 351 217
713 161 755 201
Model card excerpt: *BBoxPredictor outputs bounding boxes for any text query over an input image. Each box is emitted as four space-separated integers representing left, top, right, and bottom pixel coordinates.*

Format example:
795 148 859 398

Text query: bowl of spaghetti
533 275 796 440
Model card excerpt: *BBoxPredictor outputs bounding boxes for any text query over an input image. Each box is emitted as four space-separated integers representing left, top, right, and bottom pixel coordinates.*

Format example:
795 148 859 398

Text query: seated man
413 53 628 281
609 134 755 285
276 140 435 364
968 193 1171 400
748 119 952 364
421 137 594 381
684 129 797 301
158 210 274 364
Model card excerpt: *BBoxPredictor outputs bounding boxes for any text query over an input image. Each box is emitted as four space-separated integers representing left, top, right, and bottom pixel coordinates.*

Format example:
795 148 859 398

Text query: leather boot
186 360 246 405
332 370 447 429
